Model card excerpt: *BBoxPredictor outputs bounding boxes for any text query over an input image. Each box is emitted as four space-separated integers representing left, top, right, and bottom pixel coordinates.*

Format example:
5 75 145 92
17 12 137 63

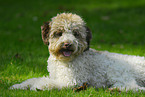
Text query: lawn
0 0 145 96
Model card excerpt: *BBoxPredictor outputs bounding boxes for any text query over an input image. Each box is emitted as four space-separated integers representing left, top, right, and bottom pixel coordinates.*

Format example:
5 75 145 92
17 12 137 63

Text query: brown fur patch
41 22 50 45
84 27 92 51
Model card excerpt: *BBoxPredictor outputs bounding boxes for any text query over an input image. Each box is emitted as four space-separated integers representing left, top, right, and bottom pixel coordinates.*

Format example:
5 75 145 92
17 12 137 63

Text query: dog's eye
54 32 62 37
57 32 62 36
73 29 80 37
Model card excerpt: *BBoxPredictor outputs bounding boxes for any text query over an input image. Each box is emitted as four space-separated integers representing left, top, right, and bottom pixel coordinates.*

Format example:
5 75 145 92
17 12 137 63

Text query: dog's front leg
10 78 40 90
10 77 58 91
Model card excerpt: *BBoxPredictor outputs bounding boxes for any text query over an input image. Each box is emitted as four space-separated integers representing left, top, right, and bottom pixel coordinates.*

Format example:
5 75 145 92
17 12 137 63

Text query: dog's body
10 13 145 91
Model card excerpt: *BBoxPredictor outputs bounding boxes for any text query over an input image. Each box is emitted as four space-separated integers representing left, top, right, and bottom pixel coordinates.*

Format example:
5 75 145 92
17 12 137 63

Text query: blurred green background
0 0 145 96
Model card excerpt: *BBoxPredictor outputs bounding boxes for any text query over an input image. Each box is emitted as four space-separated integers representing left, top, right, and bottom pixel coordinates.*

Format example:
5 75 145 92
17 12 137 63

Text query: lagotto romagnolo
10 13 145 91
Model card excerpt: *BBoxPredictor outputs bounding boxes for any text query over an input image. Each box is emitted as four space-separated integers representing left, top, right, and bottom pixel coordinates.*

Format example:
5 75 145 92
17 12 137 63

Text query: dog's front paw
9 78 39 90
9 84 30 90
9 77 55 91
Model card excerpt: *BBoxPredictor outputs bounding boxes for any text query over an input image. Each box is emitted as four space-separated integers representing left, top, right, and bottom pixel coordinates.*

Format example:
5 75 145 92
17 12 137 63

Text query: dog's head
41 13 92 61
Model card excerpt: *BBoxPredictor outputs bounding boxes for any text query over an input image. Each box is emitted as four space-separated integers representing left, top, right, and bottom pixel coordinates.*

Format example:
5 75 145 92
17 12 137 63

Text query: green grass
0 0 145 96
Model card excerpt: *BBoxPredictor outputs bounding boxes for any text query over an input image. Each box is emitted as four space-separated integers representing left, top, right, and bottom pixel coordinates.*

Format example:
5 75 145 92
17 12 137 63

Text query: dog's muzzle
60 43 74 57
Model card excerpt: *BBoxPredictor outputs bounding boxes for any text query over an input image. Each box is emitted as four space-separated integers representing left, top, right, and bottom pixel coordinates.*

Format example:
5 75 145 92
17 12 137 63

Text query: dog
10 13 145 91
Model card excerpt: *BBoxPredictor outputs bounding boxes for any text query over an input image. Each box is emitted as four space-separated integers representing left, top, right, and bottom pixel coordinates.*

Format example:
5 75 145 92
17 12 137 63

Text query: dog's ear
41 22 50 45
85 27 92 51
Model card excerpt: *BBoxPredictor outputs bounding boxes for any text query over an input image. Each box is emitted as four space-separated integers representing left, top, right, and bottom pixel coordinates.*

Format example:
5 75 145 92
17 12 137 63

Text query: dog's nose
64 43 72 48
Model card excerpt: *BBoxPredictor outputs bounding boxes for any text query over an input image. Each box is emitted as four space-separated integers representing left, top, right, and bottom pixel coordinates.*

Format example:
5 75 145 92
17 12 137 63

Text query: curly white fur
10 13 145 91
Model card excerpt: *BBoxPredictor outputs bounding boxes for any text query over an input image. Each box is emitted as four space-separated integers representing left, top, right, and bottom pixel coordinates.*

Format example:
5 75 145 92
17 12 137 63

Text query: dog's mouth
60 49 73 57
